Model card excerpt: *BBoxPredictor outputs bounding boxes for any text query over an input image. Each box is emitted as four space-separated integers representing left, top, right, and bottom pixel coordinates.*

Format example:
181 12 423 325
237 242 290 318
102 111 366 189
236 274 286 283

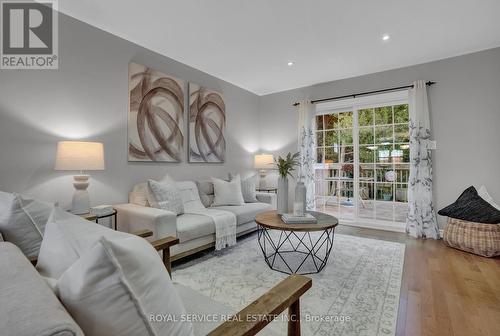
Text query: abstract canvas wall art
128 62 185 162
188 83 226 163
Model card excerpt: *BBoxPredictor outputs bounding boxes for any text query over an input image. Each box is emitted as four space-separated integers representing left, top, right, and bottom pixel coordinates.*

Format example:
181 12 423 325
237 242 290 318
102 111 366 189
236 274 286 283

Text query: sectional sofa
114 180 277 260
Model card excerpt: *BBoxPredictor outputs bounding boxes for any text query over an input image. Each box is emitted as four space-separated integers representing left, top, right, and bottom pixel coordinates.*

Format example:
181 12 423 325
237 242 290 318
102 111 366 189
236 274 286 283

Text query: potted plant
275 152 300 214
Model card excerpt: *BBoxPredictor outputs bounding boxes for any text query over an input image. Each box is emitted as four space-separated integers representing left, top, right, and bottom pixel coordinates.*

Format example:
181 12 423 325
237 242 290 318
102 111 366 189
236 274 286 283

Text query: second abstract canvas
188 83 226 163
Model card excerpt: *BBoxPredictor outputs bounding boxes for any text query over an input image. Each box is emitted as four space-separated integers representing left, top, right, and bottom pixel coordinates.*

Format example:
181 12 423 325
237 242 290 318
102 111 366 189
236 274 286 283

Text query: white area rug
172 232 405 336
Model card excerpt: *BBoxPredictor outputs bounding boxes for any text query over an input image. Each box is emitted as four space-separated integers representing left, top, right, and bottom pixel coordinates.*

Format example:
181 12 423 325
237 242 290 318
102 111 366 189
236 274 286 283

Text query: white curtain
297 100 316 210
406 80 439 239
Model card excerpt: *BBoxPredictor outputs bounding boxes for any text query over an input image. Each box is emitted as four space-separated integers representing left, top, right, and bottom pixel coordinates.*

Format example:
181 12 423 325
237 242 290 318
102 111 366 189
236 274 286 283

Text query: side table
79 209 118 230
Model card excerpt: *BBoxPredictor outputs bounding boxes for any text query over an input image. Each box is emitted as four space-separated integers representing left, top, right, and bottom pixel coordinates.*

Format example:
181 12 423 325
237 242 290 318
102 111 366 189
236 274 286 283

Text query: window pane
376 183 394 201
358 108 373 126
375 106 393 125
375 125 393 144
316 148 324 163
315 180 328 196
394 124 409 143
376 145 393 163
359 182 374 219
394 104 409 123
359 127 374 144
395 166 410 183
360 145 376 163
394 144 410 162
316 131 324 146
316 115 324 130
324 130 338 146
376 199 394 221
339 111 353 128
324 114 338 129
360 164 375 180
339 129 353 145
340 164 354 177
340 146 354 163
325 147 339 163
375 164 394 182
395 183 408 202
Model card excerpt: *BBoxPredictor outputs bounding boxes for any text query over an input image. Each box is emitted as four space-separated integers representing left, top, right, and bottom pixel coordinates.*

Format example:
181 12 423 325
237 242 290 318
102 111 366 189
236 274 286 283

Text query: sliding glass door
315 109 355 221
314 91 409 229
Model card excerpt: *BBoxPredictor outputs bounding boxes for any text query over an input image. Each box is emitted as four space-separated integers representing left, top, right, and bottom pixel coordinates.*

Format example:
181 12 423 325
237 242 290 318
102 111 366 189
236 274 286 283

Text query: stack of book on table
281 213 317 224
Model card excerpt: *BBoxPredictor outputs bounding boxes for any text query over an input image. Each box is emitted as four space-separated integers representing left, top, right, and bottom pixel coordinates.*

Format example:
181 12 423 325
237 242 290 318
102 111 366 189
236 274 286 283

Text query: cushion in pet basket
443 217 500 257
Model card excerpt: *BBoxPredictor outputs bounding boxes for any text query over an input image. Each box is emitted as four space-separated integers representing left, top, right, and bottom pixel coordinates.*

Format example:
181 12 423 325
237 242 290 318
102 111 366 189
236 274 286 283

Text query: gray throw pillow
228 173 258 203
196 180 215 208
147 180 184 215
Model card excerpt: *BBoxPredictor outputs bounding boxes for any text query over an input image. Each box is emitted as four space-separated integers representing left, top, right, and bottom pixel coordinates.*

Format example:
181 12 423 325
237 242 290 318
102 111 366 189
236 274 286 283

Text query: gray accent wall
0 13 260 209
259 47 500 228
1 11 498 228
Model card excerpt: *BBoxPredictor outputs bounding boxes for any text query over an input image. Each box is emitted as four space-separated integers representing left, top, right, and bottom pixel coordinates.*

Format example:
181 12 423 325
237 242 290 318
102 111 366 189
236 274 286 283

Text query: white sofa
115 180 276 260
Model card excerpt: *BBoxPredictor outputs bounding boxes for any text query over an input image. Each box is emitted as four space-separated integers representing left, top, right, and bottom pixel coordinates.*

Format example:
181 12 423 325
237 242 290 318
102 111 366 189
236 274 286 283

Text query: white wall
259 47 500 228
0 14 261 209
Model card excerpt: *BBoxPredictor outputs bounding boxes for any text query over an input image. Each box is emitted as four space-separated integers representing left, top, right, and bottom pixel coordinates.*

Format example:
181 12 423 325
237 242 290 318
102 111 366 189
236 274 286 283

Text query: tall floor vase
277 176 289 215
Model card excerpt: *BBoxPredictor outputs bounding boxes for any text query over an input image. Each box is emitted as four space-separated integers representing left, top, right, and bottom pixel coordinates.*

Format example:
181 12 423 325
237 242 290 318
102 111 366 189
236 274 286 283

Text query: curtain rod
292 81 435 106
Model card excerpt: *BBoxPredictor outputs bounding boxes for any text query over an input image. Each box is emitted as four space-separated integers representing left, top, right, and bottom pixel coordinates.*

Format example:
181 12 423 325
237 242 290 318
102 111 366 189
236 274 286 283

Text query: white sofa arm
114 203 177 240
256 192 277 209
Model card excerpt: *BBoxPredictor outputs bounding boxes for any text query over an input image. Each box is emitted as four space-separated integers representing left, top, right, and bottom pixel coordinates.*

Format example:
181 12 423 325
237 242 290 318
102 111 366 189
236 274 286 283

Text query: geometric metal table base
257 226 335 275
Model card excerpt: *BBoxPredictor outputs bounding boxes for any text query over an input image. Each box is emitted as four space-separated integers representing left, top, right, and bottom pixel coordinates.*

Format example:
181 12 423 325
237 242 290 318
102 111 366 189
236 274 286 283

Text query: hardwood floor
336 225 500 336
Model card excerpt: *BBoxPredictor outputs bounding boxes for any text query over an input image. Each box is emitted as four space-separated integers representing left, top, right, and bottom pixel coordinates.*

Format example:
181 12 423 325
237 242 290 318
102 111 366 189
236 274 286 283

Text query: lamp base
259 170 267 189
72 174 90 215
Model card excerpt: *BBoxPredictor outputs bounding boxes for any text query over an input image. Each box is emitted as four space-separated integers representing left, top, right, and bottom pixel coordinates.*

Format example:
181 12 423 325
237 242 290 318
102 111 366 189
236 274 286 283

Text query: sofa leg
288 299 301 336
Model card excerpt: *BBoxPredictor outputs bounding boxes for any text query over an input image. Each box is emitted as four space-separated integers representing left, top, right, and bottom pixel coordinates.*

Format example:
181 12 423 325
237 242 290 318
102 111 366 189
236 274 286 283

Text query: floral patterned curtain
297 100 316 210
406 80 439 239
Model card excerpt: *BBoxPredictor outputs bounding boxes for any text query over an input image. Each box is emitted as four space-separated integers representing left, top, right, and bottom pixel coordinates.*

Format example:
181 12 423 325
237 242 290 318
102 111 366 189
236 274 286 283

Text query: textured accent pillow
196 180 215 208
478 186 500 211
147 180 184 215
229 174 258 203
57 236 193 336
438 186 500 224
37 207 130 279
0 192 55 257
211 175 245 206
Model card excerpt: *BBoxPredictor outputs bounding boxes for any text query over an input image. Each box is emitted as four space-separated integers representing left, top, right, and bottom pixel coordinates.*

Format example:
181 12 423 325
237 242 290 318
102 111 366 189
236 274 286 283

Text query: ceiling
59 0 500 95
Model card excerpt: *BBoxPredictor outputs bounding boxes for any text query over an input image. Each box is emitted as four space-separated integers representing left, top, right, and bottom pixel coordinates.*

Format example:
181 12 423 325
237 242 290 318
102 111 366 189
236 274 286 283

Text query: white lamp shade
55 141 105 171
254 154 274 169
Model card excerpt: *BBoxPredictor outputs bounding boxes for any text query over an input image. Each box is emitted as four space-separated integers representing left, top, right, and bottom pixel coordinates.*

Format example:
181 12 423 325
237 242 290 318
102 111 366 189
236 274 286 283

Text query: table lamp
55 141 105 214
254 154 274 188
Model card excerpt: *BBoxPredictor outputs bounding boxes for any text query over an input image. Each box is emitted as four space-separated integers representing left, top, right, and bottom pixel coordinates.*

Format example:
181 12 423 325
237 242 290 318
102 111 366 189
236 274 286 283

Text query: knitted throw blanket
185 208 237 250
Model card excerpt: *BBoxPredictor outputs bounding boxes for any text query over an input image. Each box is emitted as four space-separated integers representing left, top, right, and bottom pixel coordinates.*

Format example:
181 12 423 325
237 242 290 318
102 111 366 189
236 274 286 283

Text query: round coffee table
255 211 338 275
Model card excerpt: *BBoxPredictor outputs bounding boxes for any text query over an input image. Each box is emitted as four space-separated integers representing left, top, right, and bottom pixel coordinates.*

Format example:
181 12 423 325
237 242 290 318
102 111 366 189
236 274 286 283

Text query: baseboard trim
339 220 406 233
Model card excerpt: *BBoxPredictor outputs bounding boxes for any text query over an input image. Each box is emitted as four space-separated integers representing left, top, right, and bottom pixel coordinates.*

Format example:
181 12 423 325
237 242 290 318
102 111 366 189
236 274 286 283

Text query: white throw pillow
130 183 149 207
478 186 500 211
37 207 129 279
229 174 258 203
0 191 55 257
211 175 245 206
147 180 184 215
57 235 193 336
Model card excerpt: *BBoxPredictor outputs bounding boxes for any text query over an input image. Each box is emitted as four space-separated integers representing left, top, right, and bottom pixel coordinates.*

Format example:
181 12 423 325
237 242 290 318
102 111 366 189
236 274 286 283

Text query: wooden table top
255 210 338 232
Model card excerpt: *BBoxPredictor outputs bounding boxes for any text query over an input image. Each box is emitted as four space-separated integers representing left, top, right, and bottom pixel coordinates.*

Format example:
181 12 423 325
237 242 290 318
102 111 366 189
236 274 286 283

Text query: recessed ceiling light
382 34 390 41
287 61 294 67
